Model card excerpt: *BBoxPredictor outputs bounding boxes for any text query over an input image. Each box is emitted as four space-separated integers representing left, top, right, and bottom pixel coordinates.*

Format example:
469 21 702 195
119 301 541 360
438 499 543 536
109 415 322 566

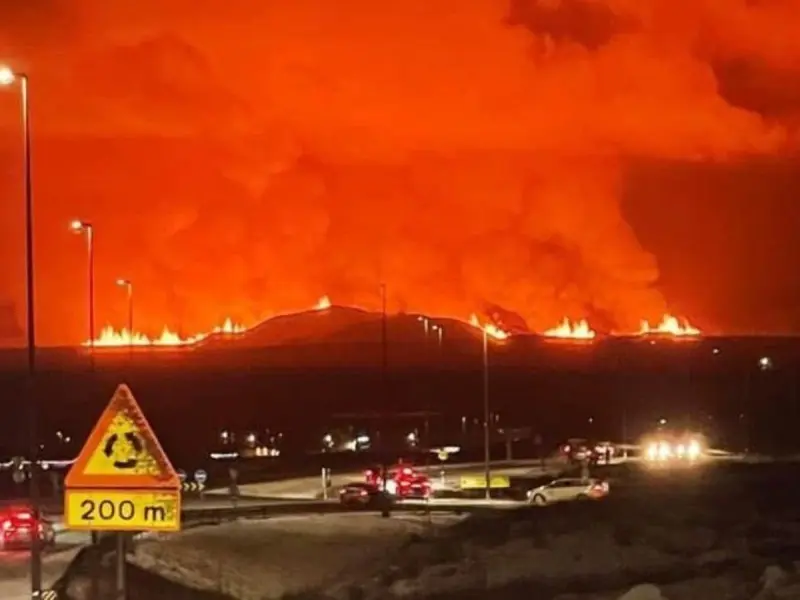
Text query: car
395 475 431 499
561 439 596 464
527 477 609 506
643 434 703 463
0 506 56 550
364 463 432 498
339 482 392 509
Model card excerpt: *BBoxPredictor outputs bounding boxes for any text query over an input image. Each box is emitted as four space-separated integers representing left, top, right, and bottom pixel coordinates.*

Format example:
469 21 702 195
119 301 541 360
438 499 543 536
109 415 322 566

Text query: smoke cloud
0 0 797 344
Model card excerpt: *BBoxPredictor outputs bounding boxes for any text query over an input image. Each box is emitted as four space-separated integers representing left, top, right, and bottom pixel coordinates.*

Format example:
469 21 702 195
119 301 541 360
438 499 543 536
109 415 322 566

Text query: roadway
211 457 562 500
0 449 762 600
0 450 747 561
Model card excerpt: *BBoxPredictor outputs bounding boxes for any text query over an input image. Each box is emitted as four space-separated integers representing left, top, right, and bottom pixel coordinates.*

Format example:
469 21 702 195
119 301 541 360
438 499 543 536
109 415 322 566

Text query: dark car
398 476 431 499
0 506 56 550
339 482 392 509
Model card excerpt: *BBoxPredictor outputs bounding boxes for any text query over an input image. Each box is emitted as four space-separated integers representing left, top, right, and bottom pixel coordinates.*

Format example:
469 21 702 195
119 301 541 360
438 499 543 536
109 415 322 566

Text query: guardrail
178 497 507 527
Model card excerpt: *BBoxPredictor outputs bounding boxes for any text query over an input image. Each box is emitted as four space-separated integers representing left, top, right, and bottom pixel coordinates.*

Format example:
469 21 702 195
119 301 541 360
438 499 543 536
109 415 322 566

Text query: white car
527 477 609 506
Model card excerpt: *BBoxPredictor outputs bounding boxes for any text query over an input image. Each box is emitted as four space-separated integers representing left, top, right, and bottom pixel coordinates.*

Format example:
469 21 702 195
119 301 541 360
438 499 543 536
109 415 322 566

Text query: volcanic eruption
0 0 797 346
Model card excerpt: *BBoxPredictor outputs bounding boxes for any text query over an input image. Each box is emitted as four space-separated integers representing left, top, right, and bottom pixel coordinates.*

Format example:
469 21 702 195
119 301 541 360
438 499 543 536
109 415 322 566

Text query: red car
0 507 56 551
364 463 431 499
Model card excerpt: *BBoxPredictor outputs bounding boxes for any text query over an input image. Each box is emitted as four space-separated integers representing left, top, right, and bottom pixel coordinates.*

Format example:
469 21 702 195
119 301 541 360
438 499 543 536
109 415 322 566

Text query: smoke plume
0 0 797 344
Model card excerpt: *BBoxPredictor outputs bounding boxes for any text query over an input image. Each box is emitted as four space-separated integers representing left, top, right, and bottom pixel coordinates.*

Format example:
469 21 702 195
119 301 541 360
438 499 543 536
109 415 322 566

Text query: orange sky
0 0 799 345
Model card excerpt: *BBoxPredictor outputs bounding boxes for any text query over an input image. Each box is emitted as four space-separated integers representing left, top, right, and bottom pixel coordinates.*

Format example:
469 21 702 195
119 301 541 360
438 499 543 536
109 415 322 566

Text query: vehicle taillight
359 489 367 496
1 520 13 531
15 511 32 521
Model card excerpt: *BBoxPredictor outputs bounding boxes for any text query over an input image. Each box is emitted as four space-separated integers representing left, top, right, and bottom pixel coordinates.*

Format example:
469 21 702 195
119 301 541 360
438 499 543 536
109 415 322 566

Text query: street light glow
116 278 130 287
69 219 89 233
0 67 15 86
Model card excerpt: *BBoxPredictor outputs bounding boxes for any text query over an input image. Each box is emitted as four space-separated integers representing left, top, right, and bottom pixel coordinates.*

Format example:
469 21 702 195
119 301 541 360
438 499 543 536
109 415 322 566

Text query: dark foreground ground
1 330 799 463
46 459 800 599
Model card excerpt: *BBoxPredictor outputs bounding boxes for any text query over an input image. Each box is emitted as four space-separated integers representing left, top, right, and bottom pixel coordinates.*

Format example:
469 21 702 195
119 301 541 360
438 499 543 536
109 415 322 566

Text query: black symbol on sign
103 432 143 470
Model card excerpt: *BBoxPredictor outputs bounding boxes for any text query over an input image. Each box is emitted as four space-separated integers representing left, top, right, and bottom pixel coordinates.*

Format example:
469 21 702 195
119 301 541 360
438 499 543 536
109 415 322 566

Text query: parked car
339 482 393 510
0 506 56 550
527 478 609 506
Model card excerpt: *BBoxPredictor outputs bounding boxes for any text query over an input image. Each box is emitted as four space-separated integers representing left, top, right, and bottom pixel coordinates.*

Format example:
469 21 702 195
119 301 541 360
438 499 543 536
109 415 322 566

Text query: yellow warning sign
65 384 180 490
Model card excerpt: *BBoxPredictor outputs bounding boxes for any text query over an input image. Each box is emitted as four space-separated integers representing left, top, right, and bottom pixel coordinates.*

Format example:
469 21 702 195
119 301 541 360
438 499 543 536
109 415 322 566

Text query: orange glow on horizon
1 2 796 344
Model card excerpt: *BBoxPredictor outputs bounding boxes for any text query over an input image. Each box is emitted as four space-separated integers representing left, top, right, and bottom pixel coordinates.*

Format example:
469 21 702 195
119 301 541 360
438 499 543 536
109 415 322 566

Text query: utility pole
483 330 491 500
380 283 390 517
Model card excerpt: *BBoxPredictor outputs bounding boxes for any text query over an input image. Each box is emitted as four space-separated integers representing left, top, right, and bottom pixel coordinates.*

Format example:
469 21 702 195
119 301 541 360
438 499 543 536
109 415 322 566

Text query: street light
482 329 491 500
432 324 443 348
379 283 390 517
1 64 42 597
70 220 95 351
116 279 133 347
417 315 430 337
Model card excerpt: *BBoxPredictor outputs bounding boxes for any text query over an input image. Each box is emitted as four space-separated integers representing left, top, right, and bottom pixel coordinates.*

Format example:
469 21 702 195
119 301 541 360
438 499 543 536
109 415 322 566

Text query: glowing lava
87 326 207 347
211 318 247 335
83 294 702 348
85 296 333 348
543 318 597 340
639 315 701 337
469 314 509 341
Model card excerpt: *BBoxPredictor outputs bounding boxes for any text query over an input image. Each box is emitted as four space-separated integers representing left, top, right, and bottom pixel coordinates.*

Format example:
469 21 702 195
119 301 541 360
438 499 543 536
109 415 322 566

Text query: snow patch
130 513 462 600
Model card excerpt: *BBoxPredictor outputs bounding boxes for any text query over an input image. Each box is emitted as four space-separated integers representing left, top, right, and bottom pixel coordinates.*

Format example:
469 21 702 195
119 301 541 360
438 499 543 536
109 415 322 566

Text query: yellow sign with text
65 489 181 532
460 475 511 490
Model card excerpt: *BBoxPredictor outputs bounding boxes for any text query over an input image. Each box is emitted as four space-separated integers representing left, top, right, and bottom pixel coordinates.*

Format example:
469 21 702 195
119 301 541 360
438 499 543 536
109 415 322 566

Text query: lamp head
69 219 90 233
0 67 15 86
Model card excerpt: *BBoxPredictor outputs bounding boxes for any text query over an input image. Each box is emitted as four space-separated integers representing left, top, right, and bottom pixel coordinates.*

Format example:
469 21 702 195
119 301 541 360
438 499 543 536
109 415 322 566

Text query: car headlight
687 440 701 459
657 441 671 460
646 443 658 461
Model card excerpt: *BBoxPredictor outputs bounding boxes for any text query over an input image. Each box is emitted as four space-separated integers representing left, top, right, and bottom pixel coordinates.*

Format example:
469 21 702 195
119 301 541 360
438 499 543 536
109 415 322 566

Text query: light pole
418 315 430 337
483 329 491 500
380 283 390 517
0 65 42 597
432 324 443 349
70 220 95 351
418 317 431 440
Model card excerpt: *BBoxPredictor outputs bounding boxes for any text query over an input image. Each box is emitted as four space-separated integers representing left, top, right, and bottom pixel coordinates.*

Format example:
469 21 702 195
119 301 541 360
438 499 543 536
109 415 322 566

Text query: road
212 458 562 500
0 450 747 599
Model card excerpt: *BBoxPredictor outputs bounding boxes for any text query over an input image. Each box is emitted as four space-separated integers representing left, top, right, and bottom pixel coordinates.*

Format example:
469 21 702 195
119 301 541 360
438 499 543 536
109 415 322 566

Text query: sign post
65 384 181 599
194 469 207 500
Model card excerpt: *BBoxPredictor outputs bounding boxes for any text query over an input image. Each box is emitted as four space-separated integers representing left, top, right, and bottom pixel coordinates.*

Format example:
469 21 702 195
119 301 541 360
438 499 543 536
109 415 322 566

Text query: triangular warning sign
66 384 180 489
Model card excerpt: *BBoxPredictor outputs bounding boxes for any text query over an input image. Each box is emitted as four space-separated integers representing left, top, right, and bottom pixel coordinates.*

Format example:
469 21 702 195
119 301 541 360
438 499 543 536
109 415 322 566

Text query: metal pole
20 73 42 600
380 283 390 517
88 226 95 353
483 330 491 500
116 532 126 599
87 226 98 600
422 318 430 440
622 405 628 460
